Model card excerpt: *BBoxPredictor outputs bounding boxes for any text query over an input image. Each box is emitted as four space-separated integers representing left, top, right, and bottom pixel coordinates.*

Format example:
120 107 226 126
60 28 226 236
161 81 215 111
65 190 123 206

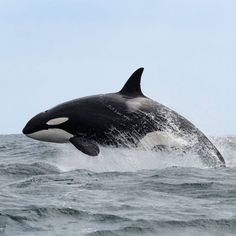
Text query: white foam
51 144 206 173
211 136 236 167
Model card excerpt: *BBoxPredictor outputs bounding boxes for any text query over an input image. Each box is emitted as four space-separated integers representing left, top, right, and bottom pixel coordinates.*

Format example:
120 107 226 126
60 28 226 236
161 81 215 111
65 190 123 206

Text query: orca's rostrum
23 68 225 167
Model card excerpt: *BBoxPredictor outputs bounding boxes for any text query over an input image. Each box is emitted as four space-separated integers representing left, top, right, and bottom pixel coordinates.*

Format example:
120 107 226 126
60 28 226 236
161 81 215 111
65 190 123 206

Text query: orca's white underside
26 128 73 143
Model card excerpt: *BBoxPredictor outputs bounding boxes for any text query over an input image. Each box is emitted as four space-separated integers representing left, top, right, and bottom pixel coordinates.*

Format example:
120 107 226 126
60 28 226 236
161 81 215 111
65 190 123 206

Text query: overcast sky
0 0 235 135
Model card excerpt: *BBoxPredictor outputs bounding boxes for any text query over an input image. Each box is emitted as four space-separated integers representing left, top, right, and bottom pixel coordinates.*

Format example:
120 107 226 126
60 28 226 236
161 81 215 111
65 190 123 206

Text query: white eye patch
46 117 69 126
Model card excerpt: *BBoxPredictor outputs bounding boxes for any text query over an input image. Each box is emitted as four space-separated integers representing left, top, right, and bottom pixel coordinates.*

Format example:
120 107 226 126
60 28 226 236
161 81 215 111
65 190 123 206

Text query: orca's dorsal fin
119 67 144 97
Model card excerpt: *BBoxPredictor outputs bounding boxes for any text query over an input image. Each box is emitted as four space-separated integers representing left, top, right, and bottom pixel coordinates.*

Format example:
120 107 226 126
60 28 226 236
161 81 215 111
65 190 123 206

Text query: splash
211 136 236 167
45 135 236 173
51 144 206 173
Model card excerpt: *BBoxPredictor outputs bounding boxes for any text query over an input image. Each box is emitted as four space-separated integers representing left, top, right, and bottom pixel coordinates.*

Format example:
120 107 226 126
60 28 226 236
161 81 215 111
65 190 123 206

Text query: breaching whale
23 68 225 167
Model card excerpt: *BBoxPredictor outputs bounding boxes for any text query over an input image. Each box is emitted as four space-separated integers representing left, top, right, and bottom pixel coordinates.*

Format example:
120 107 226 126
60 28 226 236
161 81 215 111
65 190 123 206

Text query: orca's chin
23 128 73 143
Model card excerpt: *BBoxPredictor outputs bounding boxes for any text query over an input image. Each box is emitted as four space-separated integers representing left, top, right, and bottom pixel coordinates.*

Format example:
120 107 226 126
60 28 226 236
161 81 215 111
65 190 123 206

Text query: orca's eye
46 117 69 126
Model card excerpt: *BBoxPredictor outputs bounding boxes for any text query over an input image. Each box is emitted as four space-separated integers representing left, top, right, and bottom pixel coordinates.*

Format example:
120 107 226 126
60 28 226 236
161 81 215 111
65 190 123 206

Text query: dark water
0 134 236 235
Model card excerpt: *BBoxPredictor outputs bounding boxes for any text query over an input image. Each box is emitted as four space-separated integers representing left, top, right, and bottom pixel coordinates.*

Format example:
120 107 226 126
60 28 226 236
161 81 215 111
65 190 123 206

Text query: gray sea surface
0 134 236 236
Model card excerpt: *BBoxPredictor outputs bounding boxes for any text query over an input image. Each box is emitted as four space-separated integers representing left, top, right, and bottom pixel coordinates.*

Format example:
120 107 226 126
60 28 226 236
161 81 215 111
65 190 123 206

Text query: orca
22 68 225 167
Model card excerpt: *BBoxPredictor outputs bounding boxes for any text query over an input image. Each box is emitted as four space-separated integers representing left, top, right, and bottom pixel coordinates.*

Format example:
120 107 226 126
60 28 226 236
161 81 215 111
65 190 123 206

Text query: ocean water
0 134 236 236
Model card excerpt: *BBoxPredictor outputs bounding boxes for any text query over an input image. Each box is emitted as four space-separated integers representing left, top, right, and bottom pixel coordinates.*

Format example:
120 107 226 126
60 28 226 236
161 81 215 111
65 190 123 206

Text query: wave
0 162 60 177
87 218 236 236
0 206 130 225
2 206 235 235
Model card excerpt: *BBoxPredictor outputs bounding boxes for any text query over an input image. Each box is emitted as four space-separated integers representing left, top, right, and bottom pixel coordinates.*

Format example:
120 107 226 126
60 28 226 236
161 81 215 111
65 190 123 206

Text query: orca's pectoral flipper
69 136 100 156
